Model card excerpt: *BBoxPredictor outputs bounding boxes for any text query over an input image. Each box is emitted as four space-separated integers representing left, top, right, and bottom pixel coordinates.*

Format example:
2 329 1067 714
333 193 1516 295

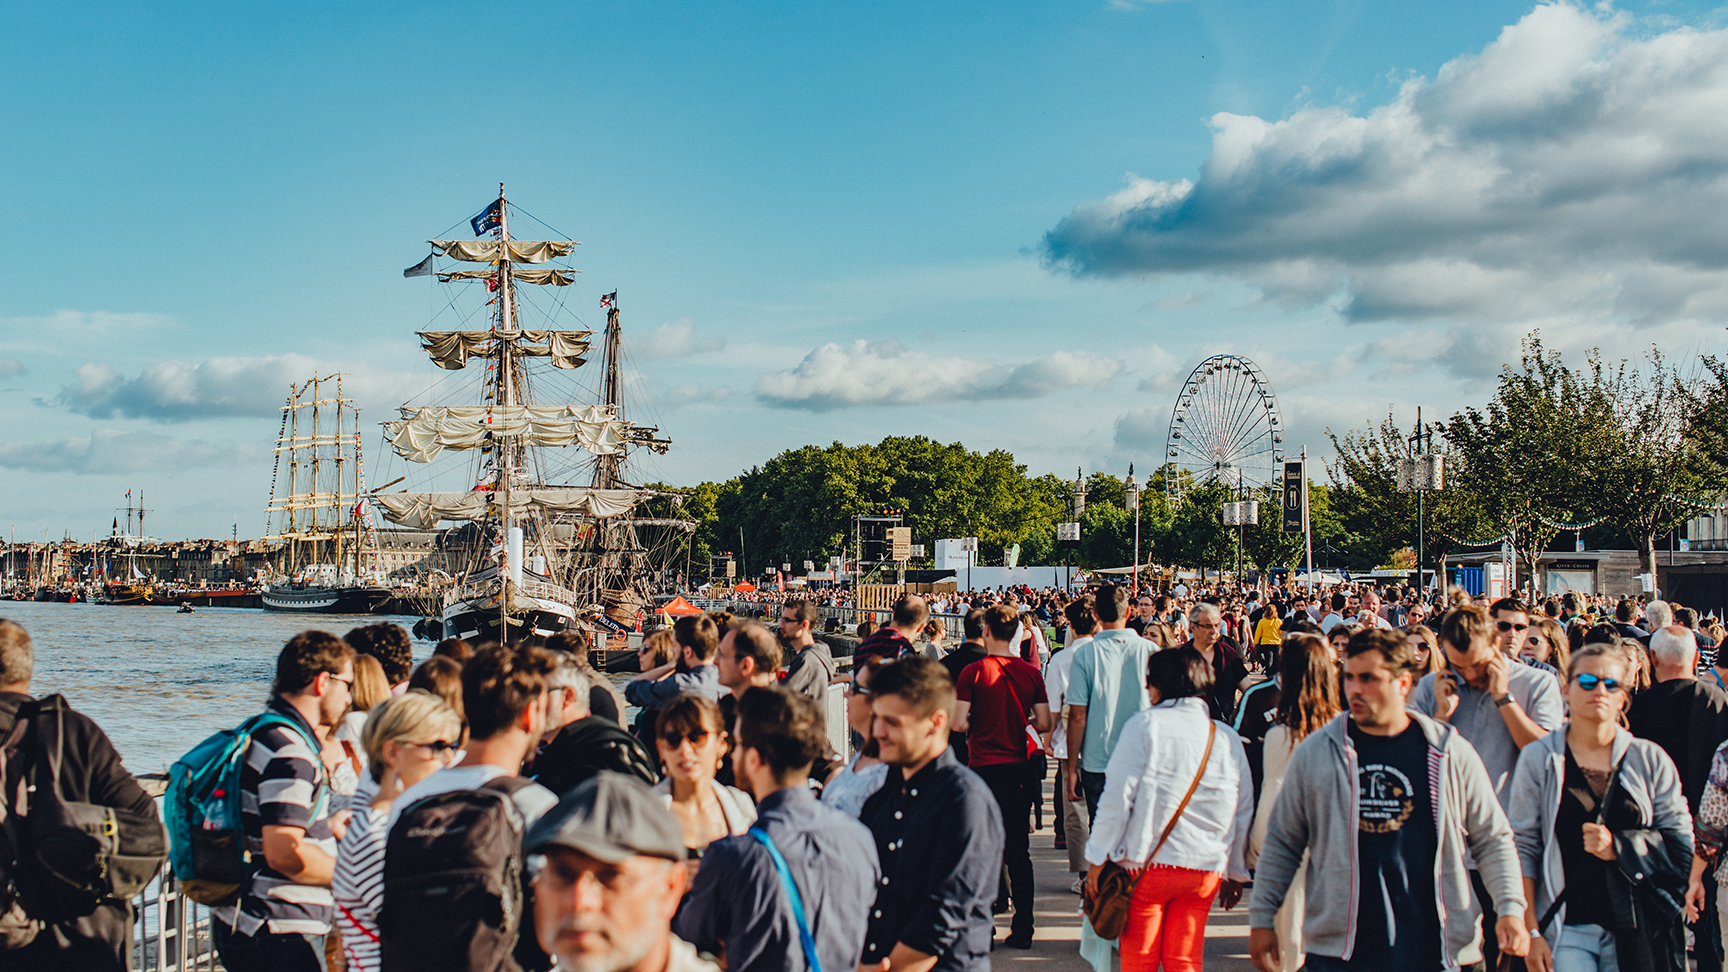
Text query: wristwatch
1494 693 1516 708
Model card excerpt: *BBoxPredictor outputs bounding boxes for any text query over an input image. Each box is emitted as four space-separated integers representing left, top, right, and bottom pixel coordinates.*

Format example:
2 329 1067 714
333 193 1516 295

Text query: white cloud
1042 3 1728 327
2 310 176 354
633 318 726 359
46 355 418 422
755 340 1122 411
0 359 24 379
0 428 261 475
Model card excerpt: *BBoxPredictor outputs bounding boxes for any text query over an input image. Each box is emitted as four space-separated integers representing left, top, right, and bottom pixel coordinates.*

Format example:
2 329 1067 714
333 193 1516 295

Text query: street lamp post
1398 407 1444 592
1125 465 1142 594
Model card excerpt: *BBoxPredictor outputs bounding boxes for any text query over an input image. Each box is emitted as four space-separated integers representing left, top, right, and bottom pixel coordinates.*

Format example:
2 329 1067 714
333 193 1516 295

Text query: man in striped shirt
215 631 355 972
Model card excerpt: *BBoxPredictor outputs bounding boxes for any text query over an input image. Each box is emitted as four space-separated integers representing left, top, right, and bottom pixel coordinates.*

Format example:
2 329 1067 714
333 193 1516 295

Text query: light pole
1064 468 1088 592
1125 465 1142 594
1398 407 1444 592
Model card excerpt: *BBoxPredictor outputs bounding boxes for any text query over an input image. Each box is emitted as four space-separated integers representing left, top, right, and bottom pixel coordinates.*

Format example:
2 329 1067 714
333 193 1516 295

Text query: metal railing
131 874 222 971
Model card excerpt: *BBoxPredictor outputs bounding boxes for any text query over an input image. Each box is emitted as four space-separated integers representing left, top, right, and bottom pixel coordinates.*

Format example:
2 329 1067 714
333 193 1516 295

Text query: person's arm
671 841 748 961
1084 716 1145 875
1031 702 1053 734
890 787 1005 965
1065 705 1089 802
1224 733 1255 884
1492 660 1557 749
263 825 336 885
625 668 697 708
1522 877 1554 972
951 701 972 734
1453 732 1529 956
1248 741 1313 944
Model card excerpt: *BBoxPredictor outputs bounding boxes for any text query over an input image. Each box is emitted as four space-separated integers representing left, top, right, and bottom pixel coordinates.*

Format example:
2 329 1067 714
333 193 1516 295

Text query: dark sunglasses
406 740 460 754
660 729 712 748
1496 621 1528 633
1574 673 1624 693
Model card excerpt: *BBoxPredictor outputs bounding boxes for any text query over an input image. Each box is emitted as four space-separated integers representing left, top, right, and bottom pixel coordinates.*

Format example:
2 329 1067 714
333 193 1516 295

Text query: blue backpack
164 711 323 907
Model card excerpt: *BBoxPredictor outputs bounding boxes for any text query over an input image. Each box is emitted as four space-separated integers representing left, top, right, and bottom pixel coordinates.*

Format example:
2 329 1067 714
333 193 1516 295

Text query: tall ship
262 375 392 613
372 186 692 643
102 491 162 606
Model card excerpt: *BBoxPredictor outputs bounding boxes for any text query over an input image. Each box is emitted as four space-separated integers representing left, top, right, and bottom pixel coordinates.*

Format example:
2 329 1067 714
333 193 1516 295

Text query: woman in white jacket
1086 647 1256 972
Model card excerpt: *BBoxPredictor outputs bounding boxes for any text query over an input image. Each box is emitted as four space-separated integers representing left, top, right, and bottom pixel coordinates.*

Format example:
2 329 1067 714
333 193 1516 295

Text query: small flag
600 291 617 308
486 274 500 293
403 254 434 278
471 199 503 237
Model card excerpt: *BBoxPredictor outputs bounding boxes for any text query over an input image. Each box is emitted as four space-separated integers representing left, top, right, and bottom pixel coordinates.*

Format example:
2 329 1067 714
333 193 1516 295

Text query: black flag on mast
471 199 503 237
403 254 434 278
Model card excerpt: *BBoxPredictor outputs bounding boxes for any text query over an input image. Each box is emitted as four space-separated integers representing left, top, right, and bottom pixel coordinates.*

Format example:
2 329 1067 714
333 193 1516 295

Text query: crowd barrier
131 873 220 971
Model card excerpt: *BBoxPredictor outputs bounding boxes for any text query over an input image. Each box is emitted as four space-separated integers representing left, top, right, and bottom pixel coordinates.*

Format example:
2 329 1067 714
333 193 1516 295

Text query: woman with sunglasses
1508 643 1693 972
822 656 889 816
1521 617 1571 679
1402 623 1444 676
333 690 464 972
653 693 756 860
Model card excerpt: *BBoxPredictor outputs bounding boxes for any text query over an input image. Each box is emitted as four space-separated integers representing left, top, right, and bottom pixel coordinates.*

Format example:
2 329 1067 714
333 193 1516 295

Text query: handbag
1082 720 1216 940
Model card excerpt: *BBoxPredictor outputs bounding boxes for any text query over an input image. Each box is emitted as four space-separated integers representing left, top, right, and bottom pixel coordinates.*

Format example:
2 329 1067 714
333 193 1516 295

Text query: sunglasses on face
406 739 460 756
1573 673 1624 693
1496 621 1528 633
660 729 712 748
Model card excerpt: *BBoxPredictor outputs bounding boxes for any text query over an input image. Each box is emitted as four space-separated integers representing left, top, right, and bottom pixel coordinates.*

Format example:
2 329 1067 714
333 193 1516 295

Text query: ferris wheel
1165 355 1285 500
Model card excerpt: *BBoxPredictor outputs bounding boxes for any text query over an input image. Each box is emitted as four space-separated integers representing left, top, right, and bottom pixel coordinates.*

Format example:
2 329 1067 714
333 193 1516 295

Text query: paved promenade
990 766 1255 971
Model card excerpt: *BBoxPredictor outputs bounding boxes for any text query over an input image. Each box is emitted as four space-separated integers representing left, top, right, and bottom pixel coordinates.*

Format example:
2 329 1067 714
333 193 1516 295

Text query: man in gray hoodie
1249 628 1528 972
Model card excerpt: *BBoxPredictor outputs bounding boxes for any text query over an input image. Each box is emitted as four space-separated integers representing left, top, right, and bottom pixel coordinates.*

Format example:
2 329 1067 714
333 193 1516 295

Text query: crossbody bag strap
747 826 821 972
1126 719 1218 893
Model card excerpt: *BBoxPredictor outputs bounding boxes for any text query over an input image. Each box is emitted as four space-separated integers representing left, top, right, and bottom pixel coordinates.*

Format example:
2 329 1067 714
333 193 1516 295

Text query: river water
0 600 634 775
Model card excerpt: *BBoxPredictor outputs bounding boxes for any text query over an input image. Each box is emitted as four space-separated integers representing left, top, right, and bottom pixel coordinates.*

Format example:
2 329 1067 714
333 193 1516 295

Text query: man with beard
778 599 836 702
528 773 718 972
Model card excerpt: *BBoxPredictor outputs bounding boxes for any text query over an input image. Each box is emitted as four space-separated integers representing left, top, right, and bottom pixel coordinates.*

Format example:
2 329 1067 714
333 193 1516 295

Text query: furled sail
385 404 627 462
437 268 576 286
373 489 645 529
431 240 577 264
419 330 592 370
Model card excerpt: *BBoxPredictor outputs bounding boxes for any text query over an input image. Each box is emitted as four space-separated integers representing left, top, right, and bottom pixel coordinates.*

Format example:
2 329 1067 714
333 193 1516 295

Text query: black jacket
530 715 659 798
0 692 158 972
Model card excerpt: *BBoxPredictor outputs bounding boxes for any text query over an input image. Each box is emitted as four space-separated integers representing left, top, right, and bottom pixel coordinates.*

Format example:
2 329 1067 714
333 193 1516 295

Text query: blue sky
3 0 1727 540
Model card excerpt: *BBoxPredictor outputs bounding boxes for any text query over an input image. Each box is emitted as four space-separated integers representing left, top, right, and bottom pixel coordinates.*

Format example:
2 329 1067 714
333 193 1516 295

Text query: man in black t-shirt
1250 627 1528 972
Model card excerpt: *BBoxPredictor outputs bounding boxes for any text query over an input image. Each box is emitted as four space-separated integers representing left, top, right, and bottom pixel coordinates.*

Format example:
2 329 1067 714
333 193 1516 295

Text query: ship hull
262 585 392 613
442 588 577 644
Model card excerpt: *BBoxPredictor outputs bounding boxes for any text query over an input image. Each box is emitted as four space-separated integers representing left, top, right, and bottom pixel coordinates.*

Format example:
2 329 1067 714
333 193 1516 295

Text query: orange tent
662 596 701 616
734 581 758 592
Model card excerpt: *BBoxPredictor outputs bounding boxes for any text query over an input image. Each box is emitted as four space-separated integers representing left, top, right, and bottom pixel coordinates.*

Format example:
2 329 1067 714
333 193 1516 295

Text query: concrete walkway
990 765 1255 971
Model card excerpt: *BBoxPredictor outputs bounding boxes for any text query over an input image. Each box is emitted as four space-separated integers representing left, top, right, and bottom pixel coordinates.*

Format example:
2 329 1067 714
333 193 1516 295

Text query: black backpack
1 696 167 949
380 777 543 972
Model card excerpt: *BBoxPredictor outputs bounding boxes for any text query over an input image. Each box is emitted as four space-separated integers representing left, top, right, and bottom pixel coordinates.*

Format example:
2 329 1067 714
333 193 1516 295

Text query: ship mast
497 184 516 626
594 300 623 490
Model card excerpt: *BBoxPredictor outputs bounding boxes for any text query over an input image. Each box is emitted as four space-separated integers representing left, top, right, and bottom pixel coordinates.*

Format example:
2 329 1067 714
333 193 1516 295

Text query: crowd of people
5 573 1728 972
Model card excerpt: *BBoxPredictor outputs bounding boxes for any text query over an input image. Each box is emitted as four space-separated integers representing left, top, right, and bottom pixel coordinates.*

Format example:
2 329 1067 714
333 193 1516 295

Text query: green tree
1444 335 1602 588
1592 350 1716 574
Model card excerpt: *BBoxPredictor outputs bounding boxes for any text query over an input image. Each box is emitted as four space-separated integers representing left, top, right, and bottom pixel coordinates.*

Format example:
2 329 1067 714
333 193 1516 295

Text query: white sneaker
1070 877 1084 895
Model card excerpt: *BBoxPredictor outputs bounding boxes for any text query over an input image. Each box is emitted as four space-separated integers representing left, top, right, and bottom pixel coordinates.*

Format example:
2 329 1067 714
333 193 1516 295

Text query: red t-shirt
955 655 1049 767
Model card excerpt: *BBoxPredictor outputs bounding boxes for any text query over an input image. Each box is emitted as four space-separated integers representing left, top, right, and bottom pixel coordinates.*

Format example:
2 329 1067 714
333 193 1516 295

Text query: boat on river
371 187 693 643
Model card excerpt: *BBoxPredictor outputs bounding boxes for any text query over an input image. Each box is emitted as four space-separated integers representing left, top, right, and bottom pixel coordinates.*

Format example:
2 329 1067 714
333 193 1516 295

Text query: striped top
214 698 337 937
333 805 389 972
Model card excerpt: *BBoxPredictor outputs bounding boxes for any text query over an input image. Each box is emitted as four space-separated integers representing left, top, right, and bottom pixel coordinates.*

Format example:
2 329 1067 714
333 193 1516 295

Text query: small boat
177 604 195 614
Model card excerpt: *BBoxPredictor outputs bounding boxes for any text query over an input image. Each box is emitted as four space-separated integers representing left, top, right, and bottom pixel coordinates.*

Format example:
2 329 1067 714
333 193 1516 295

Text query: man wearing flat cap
526 772 719 972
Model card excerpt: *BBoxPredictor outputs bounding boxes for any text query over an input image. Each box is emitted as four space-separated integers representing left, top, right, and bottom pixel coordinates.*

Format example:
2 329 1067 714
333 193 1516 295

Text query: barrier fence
132 873 221 972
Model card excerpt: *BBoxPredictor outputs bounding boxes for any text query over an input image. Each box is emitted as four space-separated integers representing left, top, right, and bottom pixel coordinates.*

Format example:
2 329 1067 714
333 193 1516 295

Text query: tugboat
371 187 693 643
